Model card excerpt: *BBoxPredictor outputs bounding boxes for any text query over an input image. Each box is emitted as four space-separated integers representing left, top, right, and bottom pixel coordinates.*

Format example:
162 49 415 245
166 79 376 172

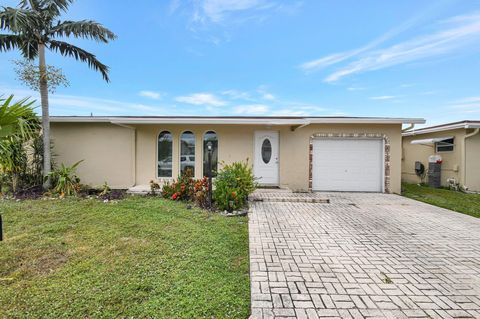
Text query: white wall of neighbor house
402 129 466 187
50 123 135 189
51 122 403 193
465 130 480 192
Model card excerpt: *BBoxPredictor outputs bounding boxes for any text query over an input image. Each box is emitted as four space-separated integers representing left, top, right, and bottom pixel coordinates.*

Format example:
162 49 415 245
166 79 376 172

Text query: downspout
463 128 480 189
402 123 415 132
111 122 137 188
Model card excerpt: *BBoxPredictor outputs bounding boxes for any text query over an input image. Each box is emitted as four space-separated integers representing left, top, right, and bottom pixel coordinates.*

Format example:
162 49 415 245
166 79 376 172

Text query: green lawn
0 197 250 319
402 183 480 218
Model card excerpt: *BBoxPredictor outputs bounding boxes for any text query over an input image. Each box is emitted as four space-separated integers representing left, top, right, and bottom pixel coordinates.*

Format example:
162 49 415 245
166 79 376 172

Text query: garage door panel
312 139 383 192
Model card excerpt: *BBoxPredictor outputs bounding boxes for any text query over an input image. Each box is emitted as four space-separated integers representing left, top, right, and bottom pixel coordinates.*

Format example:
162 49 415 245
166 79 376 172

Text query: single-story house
50 116 425 194
402 120 480 192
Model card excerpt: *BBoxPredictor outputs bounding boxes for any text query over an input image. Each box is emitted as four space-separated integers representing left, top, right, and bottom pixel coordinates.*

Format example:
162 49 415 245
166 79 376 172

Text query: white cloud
271 105 327 116
347 86 366 91
139 90 163 100
299 5 435 72
234 104 269 114
370 95 397 100
0 86 165 116
191 0 276 23
448 97 480 111
221 89 252 100
322 12 480 82
175 93 226 106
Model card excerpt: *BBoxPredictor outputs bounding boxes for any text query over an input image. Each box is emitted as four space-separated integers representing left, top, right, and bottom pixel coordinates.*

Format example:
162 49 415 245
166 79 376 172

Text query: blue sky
1 0 480 126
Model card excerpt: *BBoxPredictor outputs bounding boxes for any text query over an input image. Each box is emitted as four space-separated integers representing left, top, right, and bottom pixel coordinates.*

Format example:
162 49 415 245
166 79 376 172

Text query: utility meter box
427 155 442 188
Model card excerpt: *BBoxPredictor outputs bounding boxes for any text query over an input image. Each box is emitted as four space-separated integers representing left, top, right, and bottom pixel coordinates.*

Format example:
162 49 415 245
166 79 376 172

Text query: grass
0 196 250 319
402 183 480 218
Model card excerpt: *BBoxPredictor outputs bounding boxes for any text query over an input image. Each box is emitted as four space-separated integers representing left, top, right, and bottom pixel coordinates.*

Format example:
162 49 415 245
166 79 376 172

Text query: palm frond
0 34 38 59
0 7 40 33
49 20 116 43
48 40 110 82
38 0 73 18
0 95 40 141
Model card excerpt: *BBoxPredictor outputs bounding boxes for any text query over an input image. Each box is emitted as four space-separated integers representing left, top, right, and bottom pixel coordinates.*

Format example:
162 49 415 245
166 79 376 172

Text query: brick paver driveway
249 192 480 318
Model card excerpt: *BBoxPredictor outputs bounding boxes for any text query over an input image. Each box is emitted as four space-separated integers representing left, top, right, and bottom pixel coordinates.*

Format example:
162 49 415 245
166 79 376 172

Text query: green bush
213 160 257 212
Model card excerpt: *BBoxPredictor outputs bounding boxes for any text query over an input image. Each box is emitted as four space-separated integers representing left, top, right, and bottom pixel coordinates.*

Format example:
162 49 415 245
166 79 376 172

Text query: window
435 138 454 152
180 131 195 175
157 131 172 177
261 138 272 164
203 131 218 177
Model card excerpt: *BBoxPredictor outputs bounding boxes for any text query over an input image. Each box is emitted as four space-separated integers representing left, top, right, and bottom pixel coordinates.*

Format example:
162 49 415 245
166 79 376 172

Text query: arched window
180 131 195 176
203 131 218 177
158 131 173 177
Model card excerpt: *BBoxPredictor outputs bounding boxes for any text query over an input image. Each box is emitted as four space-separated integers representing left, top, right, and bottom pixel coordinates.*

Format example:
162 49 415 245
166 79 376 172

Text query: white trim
179 130 196 177
50 116 425 125
403 121 480 136
156 130 174 179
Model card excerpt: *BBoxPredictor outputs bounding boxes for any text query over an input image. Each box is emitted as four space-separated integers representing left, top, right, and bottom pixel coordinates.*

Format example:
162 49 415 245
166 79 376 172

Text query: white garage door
312 138 384 192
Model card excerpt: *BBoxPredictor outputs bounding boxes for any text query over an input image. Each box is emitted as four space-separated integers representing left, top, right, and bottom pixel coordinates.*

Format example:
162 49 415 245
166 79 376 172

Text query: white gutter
51 116 425 125
463 128 480 189
404 121 480 136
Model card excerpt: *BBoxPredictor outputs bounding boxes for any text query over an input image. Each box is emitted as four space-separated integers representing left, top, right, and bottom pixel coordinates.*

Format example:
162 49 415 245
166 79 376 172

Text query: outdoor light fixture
206 141 213 210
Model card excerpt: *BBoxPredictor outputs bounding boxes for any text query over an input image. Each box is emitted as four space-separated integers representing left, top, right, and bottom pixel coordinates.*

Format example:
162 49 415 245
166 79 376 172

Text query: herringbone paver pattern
249 192 480 318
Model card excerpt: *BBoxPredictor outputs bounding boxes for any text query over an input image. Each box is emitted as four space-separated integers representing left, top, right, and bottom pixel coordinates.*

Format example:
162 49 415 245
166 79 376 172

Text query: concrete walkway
249 191 480 318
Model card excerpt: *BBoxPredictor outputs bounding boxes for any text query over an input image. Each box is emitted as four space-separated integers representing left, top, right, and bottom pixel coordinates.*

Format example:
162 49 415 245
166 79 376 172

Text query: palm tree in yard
0 0 116 188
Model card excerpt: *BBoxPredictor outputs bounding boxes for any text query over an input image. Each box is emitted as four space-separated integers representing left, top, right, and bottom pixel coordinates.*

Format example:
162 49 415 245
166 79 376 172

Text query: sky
1 0 480 126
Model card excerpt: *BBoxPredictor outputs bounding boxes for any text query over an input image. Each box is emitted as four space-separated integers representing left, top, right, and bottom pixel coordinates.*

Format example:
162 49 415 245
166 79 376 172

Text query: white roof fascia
404 121 480 136
50 116 425 125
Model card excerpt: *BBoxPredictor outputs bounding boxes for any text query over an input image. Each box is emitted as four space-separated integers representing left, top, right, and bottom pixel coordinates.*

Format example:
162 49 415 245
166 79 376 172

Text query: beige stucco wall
50 122 403 193
51 123 135 188
401 129 466 187
465 129 480 192
134 123 403 193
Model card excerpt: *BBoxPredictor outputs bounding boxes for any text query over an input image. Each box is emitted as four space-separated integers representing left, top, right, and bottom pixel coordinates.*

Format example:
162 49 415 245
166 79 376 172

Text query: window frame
202 130 218 178
179 130 196 176
157 130 173 178
435 138 454 153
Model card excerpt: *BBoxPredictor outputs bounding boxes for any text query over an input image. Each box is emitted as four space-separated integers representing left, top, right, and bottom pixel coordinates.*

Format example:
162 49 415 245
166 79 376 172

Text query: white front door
254 131 279 185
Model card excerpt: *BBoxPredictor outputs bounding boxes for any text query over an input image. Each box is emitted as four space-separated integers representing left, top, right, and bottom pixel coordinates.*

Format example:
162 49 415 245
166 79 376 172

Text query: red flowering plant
193 176 209 208
161 168 195 201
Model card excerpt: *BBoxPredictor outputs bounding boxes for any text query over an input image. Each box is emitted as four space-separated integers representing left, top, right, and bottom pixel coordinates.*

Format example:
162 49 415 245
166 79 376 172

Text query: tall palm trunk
39 43 51 189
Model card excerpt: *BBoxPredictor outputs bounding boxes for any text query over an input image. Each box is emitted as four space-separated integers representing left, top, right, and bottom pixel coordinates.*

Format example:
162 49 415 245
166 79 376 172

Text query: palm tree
0 0 116 188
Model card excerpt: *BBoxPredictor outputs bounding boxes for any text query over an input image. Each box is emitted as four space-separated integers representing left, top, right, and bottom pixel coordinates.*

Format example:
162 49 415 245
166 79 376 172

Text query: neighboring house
402 120 480 192
49 116 424 194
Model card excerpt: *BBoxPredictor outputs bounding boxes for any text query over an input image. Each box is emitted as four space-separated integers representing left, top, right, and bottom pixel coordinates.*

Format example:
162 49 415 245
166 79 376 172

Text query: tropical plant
0 0 117 189
0 137 27 192
0 95 40 193
0 95 39 141
47 160 83 197
213 160 257 212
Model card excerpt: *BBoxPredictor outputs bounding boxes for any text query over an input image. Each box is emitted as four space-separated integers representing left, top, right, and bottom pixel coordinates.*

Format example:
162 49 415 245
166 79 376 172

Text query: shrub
47 160 83 197
213 160 256 212
161 168 195 201
193 176 209 209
